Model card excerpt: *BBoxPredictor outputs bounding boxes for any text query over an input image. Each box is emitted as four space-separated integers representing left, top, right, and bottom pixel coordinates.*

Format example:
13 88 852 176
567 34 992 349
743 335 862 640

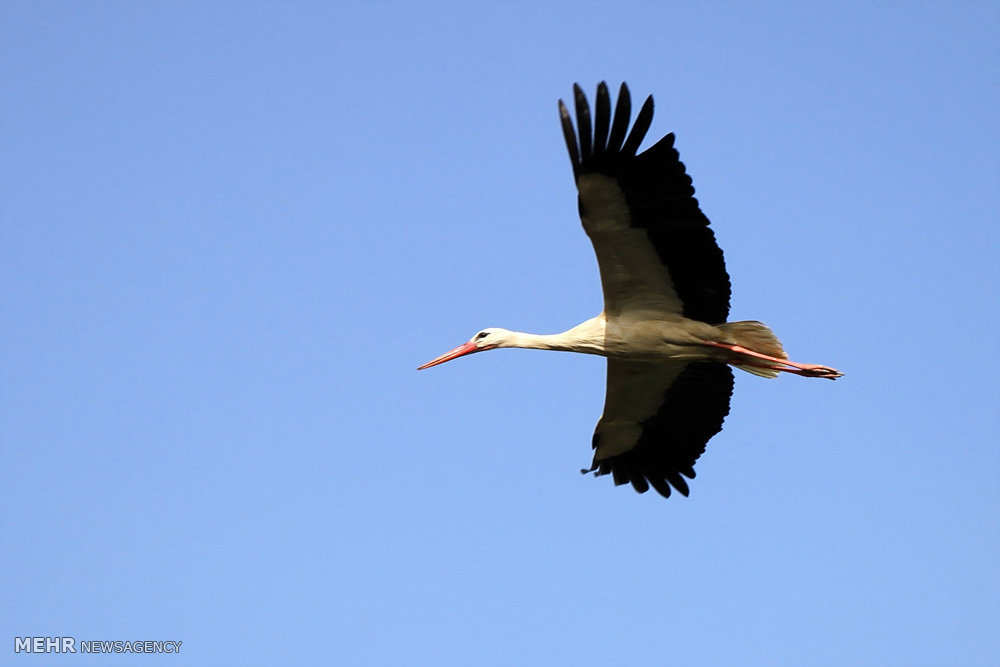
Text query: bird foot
793 364 844 380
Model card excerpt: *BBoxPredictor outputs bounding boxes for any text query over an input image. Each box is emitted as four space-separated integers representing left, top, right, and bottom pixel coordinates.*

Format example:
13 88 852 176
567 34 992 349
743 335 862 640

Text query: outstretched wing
587 360 734 498
559 82 731 324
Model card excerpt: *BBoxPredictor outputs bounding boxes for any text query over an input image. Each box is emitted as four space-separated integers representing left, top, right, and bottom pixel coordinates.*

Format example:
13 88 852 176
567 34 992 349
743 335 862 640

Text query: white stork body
419 83 842 499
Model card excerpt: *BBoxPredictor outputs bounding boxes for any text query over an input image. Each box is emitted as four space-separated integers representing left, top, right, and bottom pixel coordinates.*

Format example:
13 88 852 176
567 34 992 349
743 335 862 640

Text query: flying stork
419 82 842 499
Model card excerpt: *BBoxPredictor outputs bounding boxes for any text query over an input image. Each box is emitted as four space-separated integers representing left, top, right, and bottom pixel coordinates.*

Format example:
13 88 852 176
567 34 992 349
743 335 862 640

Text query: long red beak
417 341 480 370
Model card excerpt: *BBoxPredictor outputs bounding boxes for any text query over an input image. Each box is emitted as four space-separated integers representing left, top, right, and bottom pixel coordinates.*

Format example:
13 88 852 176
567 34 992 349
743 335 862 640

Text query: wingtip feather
558 99 580 174
573 84 592 158
621 94 654 156
607 82 632 154
594 82 611 155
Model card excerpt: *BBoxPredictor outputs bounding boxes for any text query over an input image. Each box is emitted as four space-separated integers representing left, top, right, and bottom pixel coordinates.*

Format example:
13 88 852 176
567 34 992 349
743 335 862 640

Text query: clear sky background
2 2 998 666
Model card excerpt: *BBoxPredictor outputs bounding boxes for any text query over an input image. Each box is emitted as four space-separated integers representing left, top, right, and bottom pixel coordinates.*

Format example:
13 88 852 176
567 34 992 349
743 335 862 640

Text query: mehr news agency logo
14 636 182 654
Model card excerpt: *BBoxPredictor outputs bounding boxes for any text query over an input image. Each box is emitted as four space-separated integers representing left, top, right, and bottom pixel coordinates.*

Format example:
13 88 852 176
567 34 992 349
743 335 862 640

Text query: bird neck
505 331 573 352
504 316 606 355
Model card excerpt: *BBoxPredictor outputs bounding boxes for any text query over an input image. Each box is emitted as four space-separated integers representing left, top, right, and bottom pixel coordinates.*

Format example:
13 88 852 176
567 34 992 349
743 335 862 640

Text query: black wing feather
606 83 631 155
621 94 654 157
558 101 580 172
573 84 592 160
561 82 731 324
593 82 611 156
647 476 674 499
588 362 734 498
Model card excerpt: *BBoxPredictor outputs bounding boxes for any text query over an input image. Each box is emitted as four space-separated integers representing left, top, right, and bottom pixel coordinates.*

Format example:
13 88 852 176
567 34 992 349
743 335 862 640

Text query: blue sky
2 1 998 665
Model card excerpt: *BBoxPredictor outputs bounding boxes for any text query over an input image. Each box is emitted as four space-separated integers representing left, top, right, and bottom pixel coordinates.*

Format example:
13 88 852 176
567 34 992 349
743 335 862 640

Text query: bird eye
476 332 489 340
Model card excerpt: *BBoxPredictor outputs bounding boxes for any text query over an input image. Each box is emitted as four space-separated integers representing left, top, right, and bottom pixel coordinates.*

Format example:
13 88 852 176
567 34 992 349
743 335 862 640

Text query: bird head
417 328 509 370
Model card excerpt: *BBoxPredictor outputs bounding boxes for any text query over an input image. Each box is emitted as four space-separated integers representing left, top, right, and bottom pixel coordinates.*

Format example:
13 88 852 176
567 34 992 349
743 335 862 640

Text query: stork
419 82 842 499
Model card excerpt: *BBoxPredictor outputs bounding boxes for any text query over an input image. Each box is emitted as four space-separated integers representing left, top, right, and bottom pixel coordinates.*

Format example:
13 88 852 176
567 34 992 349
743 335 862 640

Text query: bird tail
718 320 787 379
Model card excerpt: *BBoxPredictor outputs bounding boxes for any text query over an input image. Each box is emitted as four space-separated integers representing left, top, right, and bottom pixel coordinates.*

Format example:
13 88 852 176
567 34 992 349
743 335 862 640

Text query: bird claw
798 364 844 379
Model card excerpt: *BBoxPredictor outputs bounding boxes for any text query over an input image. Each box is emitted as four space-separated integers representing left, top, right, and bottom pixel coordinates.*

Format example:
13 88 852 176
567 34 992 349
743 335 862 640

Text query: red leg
705 342 843 379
